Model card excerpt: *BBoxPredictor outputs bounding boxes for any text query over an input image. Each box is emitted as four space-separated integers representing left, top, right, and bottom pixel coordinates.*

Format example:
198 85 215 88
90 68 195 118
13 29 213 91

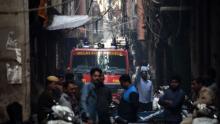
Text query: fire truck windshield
72 51 126 74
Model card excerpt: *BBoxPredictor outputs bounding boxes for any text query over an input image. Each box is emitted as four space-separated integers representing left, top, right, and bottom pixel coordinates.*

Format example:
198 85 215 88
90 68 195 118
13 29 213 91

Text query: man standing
96 74 112 124
38 76 61 124
135 65 153 111
59 81 79 113
81 68 112 124
159 76 185 124
118 74 139 123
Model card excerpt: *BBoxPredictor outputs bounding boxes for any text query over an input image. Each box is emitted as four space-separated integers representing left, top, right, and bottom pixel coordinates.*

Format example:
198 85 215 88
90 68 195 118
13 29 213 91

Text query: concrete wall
0 0 30 122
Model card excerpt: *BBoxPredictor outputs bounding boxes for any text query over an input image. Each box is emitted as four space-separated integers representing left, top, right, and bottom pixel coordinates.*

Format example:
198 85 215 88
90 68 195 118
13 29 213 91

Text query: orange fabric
137 0 145 41
38 0 48 26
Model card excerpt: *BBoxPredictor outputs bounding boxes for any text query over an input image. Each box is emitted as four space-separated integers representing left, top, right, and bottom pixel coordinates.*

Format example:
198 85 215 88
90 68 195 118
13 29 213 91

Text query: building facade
0 0 30 122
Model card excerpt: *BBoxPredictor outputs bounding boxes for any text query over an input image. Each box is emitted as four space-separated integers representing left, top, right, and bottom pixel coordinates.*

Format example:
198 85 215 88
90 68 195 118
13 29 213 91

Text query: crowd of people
1 64 218 124
31 66 219 124
36 65 154 124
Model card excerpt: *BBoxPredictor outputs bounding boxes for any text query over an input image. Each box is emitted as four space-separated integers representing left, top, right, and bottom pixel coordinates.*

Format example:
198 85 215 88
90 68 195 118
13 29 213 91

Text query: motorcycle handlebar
114 116 128 124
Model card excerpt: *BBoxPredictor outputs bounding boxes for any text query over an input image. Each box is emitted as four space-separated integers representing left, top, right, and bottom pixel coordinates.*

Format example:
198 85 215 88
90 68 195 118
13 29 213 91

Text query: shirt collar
141 78 148 83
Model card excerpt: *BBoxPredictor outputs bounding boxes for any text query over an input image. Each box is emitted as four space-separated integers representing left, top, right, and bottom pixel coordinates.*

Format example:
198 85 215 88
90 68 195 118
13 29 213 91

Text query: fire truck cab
69 47 129 95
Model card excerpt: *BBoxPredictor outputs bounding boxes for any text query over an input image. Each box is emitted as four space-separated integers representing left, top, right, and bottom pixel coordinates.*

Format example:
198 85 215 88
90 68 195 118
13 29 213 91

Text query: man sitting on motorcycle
181 77 217 124
158 75 185 124
191 77 206 103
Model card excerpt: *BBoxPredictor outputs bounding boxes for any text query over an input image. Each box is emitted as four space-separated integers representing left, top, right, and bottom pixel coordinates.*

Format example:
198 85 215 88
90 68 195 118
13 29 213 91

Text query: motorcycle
135 86 168 123
137 109 165 123
109 88 166 124
47 105 81 124
192 103 219 124
148 85 193 123
109 101 128 124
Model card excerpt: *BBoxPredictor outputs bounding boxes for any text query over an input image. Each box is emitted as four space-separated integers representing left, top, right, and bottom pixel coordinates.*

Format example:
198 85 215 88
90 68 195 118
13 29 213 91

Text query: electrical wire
65 0 118 28
73 0 81 15
175 0 183 38
22 0 29 112
87 0 93 14
84 18 137 32
112 18 137 28
141 0 160 38
81 6 112 26
0 0 74 15
145 19 160 38
52 0 118 29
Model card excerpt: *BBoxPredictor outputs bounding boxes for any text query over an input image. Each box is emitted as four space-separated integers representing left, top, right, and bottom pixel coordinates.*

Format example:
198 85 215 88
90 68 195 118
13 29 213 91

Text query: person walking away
38 76 62 124
158 76 185 124
118 74 139 123
135 65 153 112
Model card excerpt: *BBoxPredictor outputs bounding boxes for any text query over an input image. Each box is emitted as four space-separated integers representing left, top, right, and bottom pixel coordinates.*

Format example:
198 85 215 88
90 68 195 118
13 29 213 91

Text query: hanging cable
145 19 160 38
68 0 118 29
141 0 160 38
83 6 112 26
87 0 94 14
175 0 183 38
73 0 81 15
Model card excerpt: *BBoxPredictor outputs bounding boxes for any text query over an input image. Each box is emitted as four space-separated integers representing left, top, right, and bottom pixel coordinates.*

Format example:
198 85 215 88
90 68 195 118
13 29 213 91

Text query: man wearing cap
38 76 61 124
134 64 153 112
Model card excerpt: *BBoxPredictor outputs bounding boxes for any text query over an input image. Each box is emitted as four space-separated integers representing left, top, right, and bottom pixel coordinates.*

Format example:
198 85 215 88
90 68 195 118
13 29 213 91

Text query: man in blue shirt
135 65 153 112
118 74 139 123
80 68 111 124
81 68 101 124
159 76 185 124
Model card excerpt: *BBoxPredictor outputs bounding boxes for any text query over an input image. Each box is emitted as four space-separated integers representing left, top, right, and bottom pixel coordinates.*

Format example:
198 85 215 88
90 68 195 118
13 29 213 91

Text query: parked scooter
47 105 81 124
135 86 167 123
137 109 164 123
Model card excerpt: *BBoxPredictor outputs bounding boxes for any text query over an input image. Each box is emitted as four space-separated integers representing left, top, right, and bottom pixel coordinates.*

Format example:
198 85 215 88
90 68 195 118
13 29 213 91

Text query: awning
47 15 91 30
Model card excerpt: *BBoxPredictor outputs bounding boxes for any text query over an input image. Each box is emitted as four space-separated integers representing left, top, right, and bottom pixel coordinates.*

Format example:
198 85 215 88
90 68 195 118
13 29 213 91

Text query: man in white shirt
135 65 153 112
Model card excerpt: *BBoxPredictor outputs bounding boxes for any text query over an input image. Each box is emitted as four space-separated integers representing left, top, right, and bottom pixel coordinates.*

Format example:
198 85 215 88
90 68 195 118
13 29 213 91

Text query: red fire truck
69 47 129 95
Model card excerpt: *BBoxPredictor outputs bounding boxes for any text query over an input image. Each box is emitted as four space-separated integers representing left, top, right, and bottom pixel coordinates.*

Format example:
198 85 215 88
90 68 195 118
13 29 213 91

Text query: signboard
73 51 124 56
